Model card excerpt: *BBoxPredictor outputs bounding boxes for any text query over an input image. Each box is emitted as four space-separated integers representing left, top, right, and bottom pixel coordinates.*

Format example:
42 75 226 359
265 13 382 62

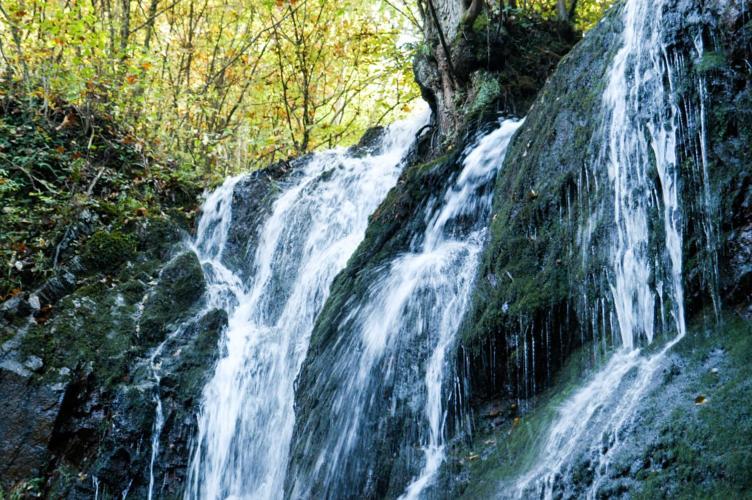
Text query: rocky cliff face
460 0 751 404
290 0 752 496
447 0 752 495
0 224 221 498
285 13 578 499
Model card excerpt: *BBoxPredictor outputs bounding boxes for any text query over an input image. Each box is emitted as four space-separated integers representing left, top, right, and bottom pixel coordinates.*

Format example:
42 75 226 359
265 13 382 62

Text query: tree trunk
568 0 579 23
120 0 130 53
556 0 569 22
462 0 483 27
143 0 159 49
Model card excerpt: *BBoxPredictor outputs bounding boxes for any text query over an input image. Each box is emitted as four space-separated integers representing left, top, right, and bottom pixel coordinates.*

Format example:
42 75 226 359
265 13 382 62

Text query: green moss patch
82 231 137 272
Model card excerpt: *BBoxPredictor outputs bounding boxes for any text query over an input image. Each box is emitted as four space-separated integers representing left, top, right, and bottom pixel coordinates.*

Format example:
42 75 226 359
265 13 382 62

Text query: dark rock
139 251 206 344
81 230 138 273
1 295 31 321
450 0 752 495
220 160 297 276
24 355 44 372
351 126 387 156
36 271 77 306
0 365 67 488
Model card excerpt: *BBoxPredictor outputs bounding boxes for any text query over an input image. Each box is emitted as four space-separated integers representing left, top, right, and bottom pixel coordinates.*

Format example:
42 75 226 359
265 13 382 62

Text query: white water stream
285 118 522 498
182 110 429 500
509 0 696 496
399 119 522 499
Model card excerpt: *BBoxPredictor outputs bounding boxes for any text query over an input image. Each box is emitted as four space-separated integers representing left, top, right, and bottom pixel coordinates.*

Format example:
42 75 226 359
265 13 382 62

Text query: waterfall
182 109 429 500
399 120 523 499
508 0 701 496
287 119 522 498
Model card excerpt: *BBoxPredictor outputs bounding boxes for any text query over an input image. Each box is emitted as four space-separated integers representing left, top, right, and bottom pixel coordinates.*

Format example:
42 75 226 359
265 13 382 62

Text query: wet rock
82 230 137 273
727 220 752 305
0 365 66 488
28 295 41 310
139 251 206 344
351 126 386 156
91 307 227 498
0 295 31 321
221 161 296 276
24 355 44 372
36 271 78 306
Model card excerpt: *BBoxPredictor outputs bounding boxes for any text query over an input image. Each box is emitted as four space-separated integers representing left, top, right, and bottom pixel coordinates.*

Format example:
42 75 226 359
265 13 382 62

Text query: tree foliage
500 0 614 30
0 0 420 172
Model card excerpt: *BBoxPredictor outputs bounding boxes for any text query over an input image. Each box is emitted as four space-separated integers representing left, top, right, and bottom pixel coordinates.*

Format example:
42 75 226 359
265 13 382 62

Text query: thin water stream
508 0 702 496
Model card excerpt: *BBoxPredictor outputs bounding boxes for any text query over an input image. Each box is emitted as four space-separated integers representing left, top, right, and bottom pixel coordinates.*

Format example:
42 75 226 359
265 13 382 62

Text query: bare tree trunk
143 0 159 49
0 3 30 81
556 0 569 22
120 0 130 53
425 0 456 85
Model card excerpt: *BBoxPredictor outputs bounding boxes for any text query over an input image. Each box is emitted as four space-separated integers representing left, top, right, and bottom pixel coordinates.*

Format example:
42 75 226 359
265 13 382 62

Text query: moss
1 477 44 499
466 72 502 119
139 251 206 344
416 154 451 172
457 2 621 404
119 279 148 305
137 216 186 259
632 315 752 498
448 344 600 498
19 280 137 387
165 308 227 404
696 51 727 74
472 12 490 33
452 312 752 498
82 231 137 273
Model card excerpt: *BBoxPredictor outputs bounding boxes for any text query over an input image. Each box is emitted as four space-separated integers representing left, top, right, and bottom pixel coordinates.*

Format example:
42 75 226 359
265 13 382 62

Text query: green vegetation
138 250 206 343
0 89 201 297
697 51 727 74
0 0 622 299
465 71 502 119
458 0 615 33
82 231 137 271
20 279 138 386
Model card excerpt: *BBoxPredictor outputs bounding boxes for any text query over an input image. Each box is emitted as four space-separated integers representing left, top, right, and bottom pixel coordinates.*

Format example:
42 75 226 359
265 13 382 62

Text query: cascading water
182 109 429 500
508 0 703 496
286 119 522 499
400 120 522 500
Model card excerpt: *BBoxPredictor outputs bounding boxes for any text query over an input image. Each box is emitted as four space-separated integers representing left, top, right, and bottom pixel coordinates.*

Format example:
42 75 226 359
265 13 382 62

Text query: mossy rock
82 231 137 273
139 251 206 344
